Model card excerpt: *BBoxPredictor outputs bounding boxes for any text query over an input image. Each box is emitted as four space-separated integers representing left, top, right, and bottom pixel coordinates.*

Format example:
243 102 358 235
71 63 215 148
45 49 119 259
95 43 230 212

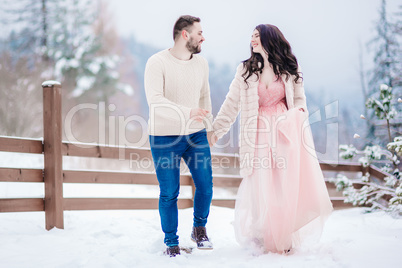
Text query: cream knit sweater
144 49 213 136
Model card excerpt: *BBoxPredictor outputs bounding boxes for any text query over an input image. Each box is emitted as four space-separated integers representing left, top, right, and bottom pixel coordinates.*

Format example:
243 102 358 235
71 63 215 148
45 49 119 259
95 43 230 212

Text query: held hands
207 131 218 147
190 108 209 122
190 108 217 147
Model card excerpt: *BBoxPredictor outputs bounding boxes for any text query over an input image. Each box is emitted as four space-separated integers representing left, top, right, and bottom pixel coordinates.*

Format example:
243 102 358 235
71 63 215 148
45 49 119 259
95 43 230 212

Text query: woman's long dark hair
242 24 302 85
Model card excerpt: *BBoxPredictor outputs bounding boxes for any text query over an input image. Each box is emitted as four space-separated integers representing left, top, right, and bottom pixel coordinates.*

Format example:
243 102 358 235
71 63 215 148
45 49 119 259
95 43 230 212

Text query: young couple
144 15 333 257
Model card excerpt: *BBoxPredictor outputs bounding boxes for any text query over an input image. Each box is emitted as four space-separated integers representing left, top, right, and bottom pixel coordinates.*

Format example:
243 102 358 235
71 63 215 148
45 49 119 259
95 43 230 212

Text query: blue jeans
149 129 213 247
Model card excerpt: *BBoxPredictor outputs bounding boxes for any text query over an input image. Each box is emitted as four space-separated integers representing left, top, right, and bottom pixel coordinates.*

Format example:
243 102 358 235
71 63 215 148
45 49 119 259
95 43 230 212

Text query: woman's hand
207 131 218 147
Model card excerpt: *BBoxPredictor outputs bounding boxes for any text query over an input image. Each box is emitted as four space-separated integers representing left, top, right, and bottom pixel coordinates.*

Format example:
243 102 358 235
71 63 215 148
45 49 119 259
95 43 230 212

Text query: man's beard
186 37 201 54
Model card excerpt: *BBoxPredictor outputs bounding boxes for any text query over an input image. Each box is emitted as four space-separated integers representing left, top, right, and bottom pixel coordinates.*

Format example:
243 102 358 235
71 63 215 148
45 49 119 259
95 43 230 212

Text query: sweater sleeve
212 64 242 139
199 58 213 131
293 65 307 111
144 55 191 127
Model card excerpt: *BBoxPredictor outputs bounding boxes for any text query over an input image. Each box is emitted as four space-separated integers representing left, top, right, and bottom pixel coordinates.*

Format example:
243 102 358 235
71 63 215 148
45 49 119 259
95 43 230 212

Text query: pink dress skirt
234 77 333 253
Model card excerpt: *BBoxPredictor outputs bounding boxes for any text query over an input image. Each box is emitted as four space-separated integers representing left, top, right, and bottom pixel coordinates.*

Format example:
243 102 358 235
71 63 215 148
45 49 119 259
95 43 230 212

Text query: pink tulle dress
234 77 333 254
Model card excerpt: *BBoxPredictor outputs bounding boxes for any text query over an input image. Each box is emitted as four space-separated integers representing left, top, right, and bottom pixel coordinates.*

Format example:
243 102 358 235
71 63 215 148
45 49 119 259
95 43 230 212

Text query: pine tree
369 0 401 90
332 84 402 218
0 0 132 140
366 0 401 144
0 0 58 61
331 1 402 217
0 0 56 137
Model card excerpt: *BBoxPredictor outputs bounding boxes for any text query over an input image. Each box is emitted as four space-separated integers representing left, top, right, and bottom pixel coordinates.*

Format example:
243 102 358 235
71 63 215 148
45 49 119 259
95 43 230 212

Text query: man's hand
190 108 209 122
207 131 218 147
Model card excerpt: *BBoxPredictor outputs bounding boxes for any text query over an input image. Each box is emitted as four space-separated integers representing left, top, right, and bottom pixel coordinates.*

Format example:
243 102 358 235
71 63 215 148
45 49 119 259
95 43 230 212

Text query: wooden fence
0 81 391 230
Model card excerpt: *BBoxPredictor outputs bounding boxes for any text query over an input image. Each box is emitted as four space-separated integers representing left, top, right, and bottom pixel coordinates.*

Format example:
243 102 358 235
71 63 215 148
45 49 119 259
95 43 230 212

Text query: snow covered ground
0 152 401 267
0 207 400 268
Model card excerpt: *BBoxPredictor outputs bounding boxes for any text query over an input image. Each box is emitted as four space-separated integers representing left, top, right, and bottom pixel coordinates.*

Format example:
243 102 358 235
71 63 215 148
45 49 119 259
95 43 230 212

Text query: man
144 15 214 257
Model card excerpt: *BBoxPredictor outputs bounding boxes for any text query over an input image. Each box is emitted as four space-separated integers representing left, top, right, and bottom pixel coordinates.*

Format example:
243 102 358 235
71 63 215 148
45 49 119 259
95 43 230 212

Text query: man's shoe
165 245 181 257
191 226 213 250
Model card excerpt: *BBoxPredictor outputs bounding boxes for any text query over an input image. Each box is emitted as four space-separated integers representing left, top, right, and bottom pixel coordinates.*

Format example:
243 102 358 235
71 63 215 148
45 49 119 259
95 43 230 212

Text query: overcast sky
109 0 400 104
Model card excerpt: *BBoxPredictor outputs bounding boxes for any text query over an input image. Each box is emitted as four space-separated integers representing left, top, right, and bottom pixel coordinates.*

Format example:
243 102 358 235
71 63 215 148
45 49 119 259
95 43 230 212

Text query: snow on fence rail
0 81 391 230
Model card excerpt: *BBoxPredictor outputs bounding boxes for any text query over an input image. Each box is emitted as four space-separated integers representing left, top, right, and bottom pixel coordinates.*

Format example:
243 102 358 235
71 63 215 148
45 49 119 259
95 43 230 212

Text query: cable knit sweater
144 49 213 136
212 64 307 177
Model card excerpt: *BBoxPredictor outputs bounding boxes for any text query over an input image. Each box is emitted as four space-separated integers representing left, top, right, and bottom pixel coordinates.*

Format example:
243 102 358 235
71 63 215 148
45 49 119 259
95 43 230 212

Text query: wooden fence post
42 81 64 230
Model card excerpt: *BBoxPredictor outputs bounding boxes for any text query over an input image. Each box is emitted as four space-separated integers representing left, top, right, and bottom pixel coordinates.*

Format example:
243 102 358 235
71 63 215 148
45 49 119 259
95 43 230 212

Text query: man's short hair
173 15 201 41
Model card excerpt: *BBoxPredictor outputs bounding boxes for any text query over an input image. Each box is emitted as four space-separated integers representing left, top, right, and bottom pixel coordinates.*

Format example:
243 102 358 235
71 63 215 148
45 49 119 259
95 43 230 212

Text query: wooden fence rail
0 81 392 230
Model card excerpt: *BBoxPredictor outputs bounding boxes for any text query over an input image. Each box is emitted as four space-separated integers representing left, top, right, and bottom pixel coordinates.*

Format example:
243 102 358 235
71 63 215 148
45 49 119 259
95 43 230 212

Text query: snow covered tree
369 0 401 90
0 0 60 62
365 0 402 143
0 0 56 137
46 0 134 143
0 0 133 140
330 84 402 218
47 0 115 99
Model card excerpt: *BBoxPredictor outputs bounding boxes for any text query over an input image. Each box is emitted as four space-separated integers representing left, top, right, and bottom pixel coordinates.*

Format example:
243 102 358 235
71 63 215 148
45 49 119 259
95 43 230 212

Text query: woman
211 24 333 254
